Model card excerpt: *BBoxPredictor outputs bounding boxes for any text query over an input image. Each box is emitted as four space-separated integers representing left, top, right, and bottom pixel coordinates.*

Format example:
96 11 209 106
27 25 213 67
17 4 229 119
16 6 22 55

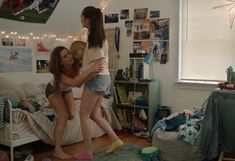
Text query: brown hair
48 46 79 93
82 6 105 48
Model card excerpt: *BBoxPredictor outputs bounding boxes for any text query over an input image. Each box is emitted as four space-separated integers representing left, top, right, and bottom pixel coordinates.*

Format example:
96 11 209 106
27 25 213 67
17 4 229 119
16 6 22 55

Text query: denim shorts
45 83 72 98
84 75 111 95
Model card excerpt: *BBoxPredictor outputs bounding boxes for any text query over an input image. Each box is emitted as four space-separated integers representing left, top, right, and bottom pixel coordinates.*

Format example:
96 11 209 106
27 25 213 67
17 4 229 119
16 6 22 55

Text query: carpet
79 143 143 161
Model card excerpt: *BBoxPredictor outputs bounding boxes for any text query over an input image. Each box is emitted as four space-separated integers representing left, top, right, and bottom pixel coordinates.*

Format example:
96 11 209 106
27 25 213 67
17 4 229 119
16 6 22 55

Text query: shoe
106 139 124 154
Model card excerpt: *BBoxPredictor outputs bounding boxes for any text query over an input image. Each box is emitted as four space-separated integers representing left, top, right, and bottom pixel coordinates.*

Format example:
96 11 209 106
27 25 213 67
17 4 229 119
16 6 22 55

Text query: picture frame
149 10 160 18
133 41 150 53
133 8 148 20
120 9 129 19
150 18 169 40
36 60 49 73
133 20 150 40
0 47 32 73
104 13 119 23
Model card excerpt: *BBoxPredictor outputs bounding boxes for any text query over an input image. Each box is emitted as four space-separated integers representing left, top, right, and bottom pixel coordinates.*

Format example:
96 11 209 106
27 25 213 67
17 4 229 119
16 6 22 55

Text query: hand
90 59 104 73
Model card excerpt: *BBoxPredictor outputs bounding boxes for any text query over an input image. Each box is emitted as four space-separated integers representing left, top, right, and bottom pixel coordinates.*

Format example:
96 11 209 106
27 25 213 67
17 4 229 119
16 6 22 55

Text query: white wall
0 0 215 112
102 0 215 112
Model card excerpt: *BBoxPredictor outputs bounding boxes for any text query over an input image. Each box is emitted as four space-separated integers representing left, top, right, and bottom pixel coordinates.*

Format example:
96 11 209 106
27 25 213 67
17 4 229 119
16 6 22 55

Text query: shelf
114 80 152 85
115 103 148 109
114 81 160 135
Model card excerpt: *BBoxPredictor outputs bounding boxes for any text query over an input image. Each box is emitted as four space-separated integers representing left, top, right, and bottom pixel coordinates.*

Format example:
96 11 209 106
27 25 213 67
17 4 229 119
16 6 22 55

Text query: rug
78 143 143 161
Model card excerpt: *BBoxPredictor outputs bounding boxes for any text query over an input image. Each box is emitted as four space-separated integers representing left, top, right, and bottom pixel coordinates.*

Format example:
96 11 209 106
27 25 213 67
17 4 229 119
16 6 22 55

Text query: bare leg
63 92 75 120
13 6 29 15
90 96 118 140
90 96 123 153
48 94 71 159
79 88 99 152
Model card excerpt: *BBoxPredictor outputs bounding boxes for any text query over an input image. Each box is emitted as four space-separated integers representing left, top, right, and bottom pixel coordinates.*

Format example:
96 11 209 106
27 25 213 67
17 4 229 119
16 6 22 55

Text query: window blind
180 0 235 82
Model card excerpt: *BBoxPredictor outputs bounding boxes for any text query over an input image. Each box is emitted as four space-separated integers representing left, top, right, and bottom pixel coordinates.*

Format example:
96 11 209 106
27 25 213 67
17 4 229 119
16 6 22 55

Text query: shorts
84 75 111 96
45 83 72 98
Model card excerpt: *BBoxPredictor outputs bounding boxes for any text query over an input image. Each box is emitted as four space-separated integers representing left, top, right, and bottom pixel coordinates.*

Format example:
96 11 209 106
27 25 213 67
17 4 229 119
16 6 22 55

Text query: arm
60 59 103 87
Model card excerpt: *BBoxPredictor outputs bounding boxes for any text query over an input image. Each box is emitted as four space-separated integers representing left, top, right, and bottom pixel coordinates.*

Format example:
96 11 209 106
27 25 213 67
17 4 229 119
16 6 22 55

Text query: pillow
0 76 26 99
38 83 47 94
20 82 41 98
0 90 20 102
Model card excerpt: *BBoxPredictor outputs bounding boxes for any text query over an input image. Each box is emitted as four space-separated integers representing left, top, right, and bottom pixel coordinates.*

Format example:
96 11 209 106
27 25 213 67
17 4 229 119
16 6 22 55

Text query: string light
99 0 110 12
0 30 80 41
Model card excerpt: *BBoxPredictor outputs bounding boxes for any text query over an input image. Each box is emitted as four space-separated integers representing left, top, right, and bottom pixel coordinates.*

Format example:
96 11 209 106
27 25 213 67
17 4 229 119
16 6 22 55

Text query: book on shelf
127 91 143 104
113 86 119 104
115 84 129 104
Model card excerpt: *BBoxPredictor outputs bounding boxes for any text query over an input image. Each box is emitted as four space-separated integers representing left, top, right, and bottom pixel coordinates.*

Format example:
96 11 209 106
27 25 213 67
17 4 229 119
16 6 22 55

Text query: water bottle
227 66 233 82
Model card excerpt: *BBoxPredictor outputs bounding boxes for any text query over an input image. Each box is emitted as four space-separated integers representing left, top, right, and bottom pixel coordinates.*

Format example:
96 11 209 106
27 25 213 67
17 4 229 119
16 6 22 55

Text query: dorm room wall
0 0 215 112
102 0 214 112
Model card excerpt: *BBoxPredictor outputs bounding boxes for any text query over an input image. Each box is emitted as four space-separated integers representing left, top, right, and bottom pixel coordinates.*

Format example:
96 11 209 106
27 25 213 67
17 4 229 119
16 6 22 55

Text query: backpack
137 146 161 161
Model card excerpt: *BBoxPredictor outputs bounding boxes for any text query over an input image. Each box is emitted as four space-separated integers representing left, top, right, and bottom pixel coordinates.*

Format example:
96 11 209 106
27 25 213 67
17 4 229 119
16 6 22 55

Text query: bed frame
0 99 40 161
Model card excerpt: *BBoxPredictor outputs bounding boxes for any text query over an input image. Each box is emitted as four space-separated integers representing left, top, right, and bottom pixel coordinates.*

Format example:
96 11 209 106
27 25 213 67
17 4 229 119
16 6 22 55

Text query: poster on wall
149 10 160 19
0 47 32 73
36 60 49 73
133 20 150 40
150 18 169 40
34 40 53 55
2 38 13 46
104 13 119 23
120 9 129 19
1 38 26 47
125 20 133 27
133 41 150 53
150 41 169 63
133 8 148 20
0 0 60 23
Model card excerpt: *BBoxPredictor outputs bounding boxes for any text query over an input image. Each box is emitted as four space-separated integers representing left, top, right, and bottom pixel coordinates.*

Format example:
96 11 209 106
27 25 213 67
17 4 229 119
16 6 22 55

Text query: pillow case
0 90 20 102
0 76 26 99
20 82 41 98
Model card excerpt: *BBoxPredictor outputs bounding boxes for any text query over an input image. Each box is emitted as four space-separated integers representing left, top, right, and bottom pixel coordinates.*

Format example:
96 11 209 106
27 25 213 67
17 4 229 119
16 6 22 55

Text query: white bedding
26 99 121 146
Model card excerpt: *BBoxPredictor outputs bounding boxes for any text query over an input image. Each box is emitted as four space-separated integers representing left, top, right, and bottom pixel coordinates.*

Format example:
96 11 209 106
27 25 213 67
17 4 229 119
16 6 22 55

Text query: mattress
152 130 204 161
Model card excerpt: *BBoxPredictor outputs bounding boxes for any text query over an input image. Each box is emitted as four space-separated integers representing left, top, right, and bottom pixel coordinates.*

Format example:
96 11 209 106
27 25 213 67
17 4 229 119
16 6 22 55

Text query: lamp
144 52 154 64
138 52 154 81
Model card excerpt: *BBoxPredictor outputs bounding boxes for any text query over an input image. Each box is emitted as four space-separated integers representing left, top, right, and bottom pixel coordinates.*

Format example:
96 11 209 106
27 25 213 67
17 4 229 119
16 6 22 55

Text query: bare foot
53 151 71 160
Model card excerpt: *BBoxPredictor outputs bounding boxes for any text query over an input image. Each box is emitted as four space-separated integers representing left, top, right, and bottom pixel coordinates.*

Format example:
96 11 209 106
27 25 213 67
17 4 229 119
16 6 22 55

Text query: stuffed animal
137 146 161 161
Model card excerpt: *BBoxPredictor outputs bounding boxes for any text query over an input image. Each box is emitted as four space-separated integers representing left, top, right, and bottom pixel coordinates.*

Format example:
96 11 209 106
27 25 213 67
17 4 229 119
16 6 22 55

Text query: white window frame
178 0 235 85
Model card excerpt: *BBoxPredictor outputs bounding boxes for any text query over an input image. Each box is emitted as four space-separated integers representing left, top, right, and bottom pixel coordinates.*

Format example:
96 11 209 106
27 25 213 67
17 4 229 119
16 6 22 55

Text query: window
179 0 235 83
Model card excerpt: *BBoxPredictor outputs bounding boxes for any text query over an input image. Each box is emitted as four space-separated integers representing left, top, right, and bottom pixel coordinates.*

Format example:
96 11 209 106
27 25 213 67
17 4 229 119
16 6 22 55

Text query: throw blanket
26 100 111 146
199 90 235 159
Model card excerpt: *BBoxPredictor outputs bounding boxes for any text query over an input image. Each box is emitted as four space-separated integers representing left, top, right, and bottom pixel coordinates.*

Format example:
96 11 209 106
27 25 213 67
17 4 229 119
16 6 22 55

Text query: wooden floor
30 133 152 161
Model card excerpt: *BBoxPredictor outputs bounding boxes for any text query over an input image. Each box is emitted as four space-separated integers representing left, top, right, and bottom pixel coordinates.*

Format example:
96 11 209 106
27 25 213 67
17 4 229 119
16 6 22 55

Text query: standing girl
74 6 123 160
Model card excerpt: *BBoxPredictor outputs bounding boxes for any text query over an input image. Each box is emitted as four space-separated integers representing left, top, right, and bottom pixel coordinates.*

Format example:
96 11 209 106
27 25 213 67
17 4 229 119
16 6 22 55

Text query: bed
0 77 121 161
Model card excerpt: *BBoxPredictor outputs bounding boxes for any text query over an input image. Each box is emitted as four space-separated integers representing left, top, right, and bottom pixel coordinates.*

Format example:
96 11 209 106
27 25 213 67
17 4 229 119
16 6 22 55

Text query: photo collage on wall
0 36 51 73
115 7 170 64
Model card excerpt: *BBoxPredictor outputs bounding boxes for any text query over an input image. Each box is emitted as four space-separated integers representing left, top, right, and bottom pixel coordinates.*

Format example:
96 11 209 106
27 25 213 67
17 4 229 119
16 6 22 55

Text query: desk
199 90 235 160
